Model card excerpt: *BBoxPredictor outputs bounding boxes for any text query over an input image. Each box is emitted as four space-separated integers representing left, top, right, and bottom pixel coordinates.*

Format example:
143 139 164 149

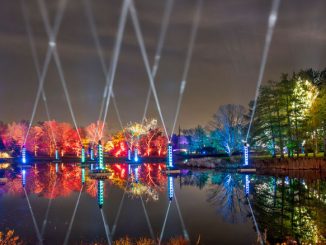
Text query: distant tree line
0 119 167 157
181 68 326 157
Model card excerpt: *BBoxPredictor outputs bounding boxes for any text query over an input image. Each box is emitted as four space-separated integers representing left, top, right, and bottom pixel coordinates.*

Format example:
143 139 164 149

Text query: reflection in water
0 164 325 244
206 173 249 224
252 174 326 244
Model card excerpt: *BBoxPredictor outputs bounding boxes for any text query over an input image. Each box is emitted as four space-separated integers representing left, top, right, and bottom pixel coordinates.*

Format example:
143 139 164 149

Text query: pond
0 163 325 244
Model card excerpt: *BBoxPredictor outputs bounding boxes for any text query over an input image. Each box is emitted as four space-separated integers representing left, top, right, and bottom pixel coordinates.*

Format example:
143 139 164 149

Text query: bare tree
208 104 247 156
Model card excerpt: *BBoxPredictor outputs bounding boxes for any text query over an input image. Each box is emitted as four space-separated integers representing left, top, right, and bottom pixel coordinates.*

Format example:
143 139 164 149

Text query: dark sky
0 0 325 132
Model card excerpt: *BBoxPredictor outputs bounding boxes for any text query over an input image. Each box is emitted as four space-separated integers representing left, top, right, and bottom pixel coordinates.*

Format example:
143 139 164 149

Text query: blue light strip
22 169 26 187
134 148 138 162
168 144 173 168
55 148 59 160
168 176 174 200
55 163 58 173
245 175 250 196
128 149 131 161
22 145 27 164
244 144 249 166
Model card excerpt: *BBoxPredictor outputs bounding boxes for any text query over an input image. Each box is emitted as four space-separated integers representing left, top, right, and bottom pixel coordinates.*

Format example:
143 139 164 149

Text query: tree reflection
0 163 167 202
206 173 248 224
252 175 326 244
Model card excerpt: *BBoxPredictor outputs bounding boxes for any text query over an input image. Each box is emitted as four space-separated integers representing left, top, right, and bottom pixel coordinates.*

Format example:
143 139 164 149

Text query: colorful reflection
0 163 167 201
0 164 325 244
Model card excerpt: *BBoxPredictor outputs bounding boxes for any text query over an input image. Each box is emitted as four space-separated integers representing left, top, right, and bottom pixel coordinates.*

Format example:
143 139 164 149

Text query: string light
22 145 27 164
167 143 173 168
98 141 104 170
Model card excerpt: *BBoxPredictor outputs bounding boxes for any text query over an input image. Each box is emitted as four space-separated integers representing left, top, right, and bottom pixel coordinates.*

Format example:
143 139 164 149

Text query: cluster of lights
98 141 104 170
98 180 104 208
22 145 27 164
167 143 173 168
168 176 174 200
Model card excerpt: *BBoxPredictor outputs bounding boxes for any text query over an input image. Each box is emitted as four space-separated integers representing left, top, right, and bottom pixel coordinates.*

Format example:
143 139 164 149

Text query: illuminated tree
2 122 28 155
40 120 58 155
154 134 168 156
207 173 248 224
183 126 209 153
27 125 44 156
209 104 247 156
251 70 322 158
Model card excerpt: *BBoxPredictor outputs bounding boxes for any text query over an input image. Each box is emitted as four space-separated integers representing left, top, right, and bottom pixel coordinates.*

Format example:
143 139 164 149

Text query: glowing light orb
134 149 139 162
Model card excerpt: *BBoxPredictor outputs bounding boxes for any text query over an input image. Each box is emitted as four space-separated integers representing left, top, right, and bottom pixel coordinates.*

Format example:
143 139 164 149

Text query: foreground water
0 163 325 244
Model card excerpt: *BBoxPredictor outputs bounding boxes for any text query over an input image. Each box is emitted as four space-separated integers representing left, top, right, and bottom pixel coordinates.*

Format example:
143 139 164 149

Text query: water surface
0 163 325 244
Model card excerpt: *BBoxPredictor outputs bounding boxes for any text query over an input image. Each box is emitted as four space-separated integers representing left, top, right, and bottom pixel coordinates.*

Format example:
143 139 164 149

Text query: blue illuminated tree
208 104 247 156
207 173 248 224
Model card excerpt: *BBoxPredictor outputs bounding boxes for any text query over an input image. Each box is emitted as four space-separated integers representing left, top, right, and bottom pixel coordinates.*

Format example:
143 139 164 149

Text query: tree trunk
276 108 284 158
324 137 326 159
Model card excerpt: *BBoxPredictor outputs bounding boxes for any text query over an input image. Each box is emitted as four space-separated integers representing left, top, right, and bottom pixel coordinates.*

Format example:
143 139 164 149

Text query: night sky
0 0 325 132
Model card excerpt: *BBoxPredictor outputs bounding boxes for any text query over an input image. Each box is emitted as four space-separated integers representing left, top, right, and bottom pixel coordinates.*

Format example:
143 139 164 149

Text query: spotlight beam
129 0 169 139
24 188 43 244
170 0 203 139
100 0 130 139
142 0 174 123
22 0 68 145
174 194 189 241
140 196 155 240
63 185 83 245
246 0 281 141
21 0 57 147
159 201 171 245
83 0 129 145
37 0 82 142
